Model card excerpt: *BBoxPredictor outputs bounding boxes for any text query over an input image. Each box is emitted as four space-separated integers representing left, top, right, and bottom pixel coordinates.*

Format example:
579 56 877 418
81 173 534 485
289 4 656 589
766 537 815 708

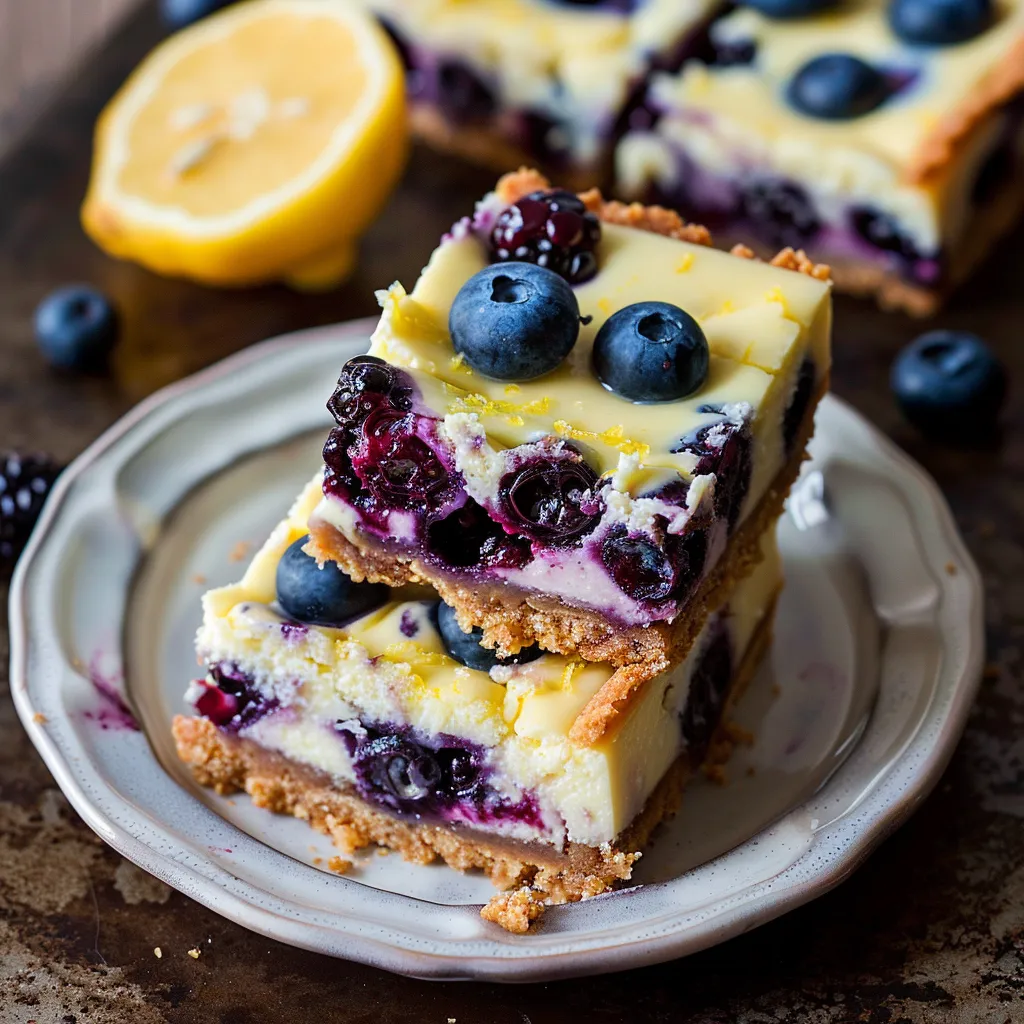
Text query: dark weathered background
1 3 1023 1021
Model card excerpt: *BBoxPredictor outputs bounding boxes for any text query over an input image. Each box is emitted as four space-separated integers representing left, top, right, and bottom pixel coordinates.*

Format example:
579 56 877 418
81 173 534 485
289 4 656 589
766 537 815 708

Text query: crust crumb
597 198 712 247
730 243 755 260
769 247 831 282
153 947 162 959
495 167 552 204
481 887 545 934
228 541 252 563
32 712 47 724
187 947 201 959
703 763 728 786
945 562 958 576
328 855 353 875
192 573 207 585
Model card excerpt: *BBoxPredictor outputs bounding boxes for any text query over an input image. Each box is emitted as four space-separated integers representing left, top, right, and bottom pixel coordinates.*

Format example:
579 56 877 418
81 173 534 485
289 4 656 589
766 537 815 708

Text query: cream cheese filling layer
194 477 782 847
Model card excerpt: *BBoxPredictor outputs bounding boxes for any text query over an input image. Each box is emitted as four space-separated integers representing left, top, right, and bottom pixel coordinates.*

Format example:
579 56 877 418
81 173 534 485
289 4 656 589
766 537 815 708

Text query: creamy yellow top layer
661 0 1024 178
369 220 831 497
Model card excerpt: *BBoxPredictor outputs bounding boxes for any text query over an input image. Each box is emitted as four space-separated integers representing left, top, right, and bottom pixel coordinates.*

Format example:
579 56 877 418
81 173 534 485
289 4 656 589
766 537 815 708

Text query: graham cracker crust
310 373 823 670
172 606 774 933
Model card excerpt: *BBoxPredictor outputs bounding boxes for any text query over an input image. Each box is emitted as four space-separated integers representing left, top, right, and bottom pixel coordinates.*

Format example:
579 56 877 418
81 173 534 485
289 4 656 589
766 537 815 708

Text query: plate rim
9 321 985 981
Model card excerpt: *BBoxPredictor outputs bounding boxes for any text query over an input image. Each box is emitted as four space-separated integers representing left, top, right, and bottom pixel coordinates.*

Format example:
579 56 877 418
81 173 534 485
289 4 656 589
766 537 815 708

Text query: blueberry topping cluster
888 0 993 46
0 453 62 567
341 720 542 826
449 262 582 380
324 355 456 516
276 535 387 627
593 300 710 403
490 189 601 285
435 601 541 671
786 54 893 120
890 330 1007 440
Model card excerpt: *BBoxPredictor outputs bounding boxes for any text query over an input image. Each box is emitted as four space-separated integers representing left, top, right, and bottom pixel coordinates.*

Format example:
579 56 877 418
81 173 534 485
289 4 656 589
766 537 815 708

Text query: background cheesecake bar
360 0 722 185
616 0 1024 315
308 170 830 667
173 477 783 932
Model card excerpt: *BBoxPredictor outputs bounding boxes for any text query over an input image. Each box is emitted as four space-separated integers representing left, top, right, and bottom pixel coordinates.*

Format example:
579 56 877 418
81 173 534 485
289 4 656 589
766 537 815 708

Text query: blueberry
161 0 235 28
434 601 541 672
742 178 820 249
786 54 892 120
738 0 838 16
275 536 387 626
888 0 993 45
593 301 709 403
890 331 1007 439
449 263 581 381
34 286 118 371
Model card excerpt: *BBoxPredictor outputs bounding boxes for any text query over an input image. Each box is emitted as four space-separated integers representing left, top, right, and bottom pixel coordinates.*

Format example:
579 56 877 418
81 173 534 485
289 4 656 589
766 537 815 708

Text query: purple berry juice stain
83 652 138 731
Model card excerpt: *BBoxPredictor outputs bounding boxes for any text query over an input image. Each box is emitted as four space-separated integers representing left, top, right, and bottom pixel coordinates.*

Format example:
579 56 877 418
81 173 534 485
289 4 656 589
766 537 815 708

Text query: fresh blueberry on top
888 0 993 45
34 286 119 372
738 0 838 17
593 301 709 403
490 189 602 285
890 330 1007 439
276 536 387 626
434 601 541 672
161 0 235 28
449 263 581 381
786 54 892 120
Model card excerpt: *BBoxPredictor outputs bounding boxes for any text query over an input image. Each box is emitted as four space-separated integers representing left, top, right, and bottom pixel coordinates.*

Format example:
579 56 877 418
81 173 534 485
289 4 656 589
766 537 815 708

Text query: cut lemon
82 0 407 289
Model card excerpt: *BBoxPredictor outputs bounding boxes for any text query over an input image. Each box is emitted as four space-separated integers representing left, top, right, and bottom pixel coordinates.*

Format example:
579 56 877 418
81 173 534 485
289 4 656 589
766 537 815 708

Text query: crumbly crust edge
908 34 1024 186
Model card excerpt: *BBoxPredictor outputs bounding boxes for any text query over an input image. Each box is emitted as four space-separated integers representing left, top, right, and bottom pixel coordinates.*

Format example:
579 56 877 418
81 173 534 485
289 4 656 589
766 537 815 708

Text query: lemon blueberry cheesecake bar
361 0 723 184
616 0 1024 314
173 476 783 932
306 170 831 668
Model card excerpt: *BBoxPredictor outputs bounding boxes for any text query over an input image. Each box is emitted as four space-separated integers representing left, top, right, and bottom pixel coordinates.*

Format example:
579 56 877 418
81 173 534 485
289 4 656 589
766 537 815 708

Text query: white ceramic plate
9 320 983 982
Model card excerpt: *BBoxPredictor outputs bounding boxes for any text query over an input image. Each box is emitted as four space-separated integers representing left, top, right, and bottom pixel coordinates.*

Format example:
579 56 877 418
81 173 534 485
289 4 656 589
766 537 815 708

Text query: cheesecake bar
616 0 1024 315
364 0 722 185
173 476 782 931
307 169 830 667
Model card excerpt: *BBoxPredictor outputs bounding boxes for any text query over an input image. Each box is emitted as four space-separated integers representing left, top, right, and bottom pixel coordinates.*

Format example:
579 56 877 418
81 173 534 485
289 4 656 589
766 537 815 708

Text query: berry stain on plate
83 653 139 732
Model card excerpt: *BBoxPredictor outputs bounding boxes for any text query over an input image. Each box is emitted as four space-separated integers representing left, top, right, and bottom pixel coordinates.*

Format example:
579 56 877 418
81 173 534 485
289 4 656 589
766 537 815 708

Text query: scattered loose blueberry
742 178 820 250
890 331 1007 439
449 262 581 381
161 0 235 29
888 0 993 45
490 189 602 285
276 536 387 626
786 54 892 120
434 601 541 672
500 452 602 545
738 0 838 16
34 286 119 371
593 300 709 403
0 453 62 567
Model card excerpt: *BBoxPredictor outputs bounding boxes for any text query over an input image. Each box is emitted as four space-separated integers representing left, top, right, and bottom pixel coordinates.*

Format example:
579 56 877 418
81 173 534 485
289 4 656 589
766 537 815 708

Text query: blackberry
490 189 602 285
0 454 62 567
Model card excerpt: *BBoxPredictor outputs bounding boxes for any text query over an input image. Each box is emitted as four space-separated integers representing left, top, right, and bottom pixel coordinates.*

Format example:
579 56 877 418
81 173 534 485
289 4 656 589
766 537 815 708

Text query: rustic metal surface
1 4 1022 1021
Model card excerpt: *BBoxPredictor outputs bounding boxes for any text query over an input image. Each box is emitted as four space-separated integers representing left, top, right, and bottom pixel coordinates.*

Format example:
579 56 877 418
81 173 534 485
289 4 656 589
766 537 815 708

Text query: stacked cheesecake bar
174 170 832 932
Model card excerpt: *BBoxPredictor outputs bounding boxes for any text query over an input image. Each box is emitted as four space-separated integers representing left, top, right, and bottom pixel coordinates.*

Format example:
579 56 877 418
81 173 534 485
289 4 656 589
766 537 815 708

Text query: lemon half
83 0 408 288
